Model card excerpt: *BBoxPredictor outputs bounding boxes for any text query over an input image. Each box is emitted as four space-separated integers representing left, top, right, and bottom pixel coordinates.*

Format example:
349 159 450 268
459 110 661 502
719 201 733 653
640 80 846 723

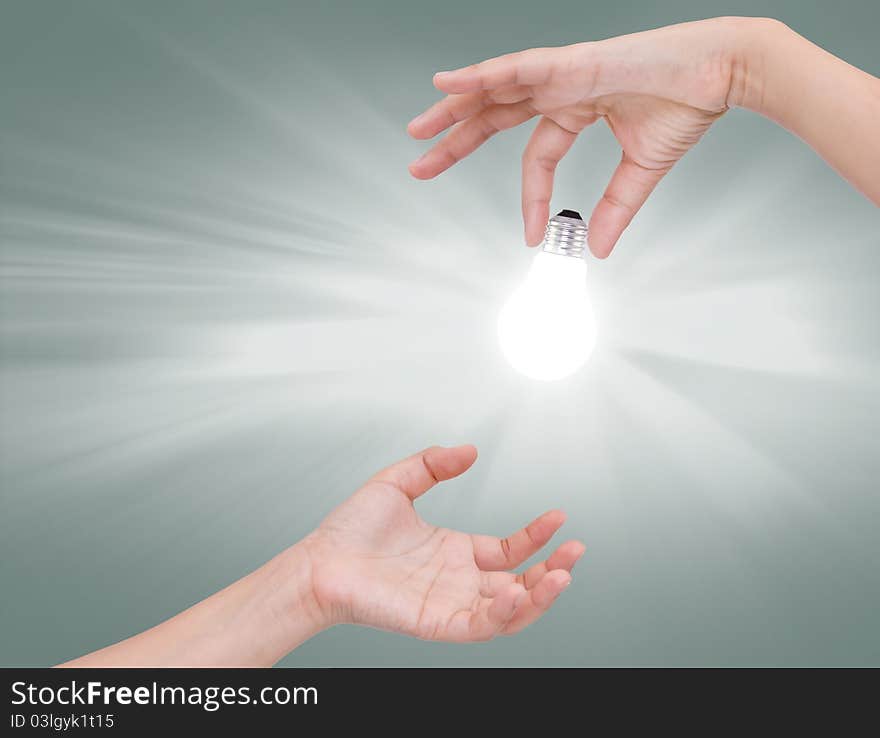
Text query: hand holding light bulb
407 20 742 258
407 17 880 256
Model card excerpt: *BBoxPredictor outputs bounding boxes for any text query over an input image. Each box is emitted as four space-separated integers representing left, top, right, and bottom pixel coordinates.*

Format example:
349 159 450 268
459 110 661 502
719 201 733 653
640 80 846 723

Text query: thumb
588 153 668 258
369 445 478 501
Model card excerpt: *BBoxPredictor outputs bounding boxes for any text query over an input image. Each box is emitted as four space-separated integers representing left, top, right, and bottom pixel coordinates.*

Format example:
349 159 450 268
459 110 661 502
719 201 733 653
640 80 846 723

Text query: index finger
433 47 556 94
408 86 532 140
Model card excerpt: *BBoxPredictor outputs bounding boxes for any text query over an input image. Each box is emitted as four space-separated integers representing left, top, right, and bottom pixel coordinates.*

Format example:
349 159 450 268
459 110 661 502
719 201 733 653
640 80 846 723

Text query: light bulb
498 209 597 381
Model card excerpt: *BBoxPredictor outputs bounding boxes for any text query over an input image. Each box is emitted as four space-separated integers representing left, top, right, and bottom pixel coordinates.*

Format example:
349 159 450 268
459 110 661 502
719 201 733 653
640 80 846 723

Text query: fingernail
408 112 425 129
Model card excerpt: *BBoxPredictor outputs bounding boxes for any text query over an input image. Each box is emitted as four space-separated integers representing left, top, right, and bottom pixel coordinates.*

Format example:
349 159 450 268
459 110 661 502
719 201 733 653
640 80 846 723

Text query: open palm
408 20 738 256
304 446 584 642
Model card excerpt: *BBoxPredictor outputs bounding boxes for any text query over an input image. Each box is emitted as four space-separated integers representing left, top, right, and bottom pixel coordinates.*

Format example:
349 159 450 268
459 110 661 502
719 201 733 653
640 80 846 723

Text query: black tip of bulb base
556 209 583 220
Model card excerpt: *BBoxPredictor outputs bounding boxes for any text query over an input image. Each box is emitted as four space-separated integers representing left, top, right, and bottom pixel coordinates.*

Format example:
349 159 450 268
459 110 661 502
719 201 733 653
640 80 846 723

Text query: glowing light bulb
498 209 597 381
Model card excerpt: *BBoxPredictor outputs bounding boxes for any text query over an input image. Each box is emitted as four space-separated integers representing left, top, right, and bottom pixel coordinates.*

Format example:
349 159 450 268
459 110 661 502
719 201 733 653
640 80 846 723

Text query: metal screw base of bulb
541 210 587 259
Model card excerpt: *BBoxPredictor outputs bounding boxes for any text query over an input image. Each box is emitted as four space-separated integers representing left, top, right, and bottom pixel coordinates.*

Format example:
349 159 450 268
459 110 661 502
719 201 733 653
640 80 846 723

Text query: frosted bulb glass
498 251 596 381
497 210 596 381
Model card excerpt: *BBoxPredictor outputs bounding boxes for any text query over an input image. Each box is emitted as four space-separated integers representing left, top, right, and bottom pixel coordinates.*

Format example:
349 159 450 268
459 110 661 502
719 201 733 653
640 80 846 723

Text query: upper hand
303 445 584 642
407 18 756 257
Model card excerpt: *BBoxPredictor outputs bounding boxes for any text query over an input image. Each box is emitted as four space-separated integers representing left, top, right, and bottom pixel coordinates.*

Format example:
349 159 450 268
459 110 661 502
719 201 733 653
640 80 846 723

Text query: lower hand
301 445 584 641
59 445 582 667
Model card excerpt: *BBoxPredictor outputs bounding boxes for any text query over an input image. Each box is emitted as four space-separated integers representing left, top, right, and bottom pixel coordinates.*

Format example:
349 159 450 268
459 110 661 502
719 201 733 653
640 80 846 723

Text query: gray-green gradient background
2 0 879 666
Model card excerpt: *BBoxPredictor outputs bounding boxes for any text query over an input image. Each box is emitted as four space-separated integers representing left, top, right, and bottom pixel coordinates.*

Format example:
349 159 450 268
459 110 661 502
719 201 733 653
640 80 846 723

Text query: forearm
57 543 324 668
736 18 880 204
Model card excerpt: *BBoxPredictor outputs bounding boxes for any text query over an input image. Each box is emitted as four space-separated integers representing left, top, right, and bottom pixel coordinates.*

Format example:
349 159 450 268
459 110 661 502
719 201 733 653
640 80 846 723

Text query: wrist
249 540 331 661
723 16 795 114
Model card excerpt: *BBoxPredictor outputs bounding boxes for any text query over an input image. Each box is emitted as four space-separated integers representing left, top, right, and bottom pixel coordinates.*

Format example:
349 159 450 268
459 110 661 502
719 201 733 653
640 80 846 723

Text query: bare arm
57 548 322 667
741 20 880 204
